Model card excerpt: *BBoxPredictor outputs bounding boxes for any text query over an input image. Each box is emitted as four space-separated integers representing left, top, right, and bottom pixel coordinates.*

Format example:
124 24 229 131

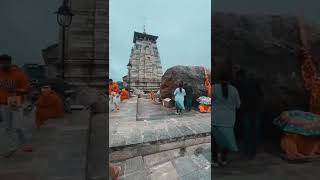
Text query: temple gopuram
124 31 163 92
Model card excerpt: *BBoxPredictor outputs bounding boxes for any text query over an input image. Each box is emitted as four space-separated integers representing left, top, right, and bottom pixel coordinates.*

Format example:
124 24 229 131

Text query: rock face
213 12 320 138
160 66 211 101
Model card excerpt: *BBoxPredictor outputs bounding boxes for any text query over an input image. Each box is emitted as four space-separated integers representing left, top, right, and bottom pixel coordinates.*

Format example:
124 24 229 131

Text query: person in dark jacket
184 83 193 111
234 70 264 159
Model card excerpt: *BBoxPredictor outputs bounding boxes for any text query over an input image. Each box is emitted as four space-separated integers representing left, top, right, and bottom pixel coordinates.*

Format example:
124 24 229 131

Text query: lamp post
55 0 74 81
127 62 132 92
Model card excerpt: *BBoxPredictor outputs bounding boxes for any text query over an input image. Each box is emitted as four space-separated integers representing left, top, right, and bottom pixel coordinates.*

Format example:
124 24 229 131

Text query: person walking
174 83 186 115
0 54 32 157
212 72 241 167
184 83 193 111
108 79 119 95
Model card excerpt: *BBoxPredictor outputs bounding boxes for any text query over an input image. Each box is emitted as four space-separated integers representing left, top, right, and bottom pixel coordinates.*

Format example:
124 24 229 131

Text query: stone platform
0 109 90 180
109 97 211 161
116 143 211 180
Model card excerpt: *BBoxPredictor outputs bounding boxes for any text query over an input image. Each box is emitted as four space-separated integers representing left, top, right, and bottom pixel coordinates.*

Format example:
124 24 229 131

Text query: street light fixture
127 62 132 93
55 0 74 81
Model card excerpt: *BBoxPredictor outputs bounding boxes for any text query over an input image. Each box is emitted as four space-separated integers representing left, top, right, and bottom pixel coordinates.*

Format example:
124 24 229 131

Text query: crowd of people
108 79 130 112
0 54 65 158
173 70 211 115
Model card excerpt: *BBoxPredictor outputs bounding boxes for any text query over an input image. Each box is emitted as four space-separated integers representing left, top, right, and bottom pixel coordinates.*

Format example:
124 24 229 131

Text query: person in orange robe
198 68 211 113
35 83 64 128
280 132 320 160
120 88 129 101
109 163 121 180
0 54 32 156
150 90 155 101
109 79 119 95
204 77 211 97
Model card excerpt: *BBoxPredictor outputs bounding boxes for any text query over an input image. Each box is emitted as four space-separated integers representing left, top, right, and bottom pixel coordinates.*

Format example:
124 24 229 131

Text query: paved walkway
116 143 211 180
109 97 211 179
109 97 211 148
0 109 90 180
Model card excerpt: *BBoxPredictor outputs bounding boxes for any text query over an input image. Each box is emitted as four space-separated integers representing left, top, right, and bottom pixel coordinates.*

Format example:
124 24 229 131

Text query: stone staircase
109 115 211 161
115 143 211 180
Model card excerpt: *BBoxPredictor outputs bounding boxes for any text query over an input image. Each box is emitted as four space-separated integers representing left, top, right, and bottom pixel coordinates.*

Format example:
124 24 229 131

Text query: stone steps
109 116 211 161
109 97 211 162
113 143 211 180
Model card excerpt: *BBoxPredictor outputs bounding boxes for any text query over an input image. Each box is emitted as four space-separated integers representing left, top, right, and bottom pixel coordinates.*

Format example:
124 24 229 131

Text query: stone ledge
109 135 211 162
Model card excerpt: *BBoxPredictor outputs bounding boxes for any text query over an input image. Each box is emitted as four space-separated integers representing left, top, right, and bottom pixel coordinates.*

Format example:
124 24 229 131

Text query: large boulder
160 66 211 101
213 12 320 138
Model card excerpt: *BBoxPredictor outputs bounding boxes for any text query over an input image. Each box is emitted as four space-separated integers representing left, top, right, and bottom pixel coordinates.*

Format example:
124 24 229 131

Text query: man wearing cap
0 54 32 157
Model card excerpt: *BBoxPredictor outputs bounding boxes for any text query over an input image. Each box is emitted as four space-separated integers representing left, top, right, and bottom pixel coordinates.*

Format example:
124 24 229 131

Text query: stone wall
58 0 108 88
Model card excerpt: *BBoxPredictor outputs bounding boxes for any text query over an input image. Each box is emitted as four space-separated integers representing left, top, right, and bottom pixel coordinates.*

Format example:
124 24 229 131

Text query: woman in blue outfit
212 72 241 167
174 83 186 115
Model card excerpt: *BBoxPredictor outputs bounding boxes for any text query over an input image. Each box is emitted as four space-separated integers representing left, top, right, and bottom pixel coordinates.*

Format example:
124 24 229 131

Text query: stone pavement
0 109 90 180
115 143 211 180
109 97 211 179
87 113 108 180
109 97 211 147
109 97 211 161
214 151 320 180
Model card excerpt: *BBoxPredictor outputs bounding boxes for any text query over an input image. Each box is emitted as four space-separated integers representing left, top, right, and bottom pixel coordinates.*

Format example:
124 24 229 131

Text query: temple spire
143 17 147 34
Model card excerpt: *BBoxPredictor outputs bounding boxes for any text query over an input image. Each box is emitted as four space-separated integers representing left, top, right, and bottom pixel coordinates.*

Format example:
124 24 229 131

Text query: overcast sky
214 0 320 24
0 0 60 65
109 0 211 81
1 0 319 75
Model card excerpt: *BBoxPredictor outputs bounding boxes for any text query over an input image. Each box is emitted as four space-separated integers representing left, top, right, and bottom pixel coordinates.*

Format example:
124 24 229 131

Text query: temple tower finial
143 17 147 34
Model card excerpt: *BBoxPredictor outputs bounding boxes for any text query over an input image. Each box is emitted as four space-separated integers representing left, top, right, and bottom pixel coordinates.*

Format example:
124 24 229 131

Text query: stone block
173 157 199 177
175 125 194 137
121 170 149 180
142 129 158 143
123 156 144 175
158 141 184 152
155 128 171 141
186 123 207 134
126 129 142 145
167 125 183 138
179 168 211 180
149 162 179 180
110 134 126 147
190 154 211 169
143 149 180 168
139 144 159 155
109 148 138 162
184 137 204 147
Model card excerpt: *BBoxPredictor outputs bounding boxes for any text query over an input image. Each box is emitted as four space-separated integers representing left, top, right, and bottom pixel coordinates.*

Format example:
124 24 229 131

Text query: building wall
60 0 108 88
